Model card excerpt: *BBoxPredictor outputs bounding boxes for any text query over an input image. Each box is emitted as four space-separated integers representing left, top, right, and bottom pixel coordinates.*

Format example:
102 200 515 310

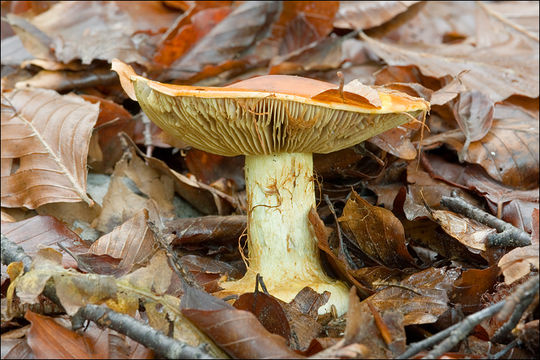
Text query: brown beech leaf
498 208 539 285
338 190 416 268
1 89 99 208
14 68 118 93
81 94 135 174
431 210 495 253
421 153 538 232
334 1 419 30
367 267 459 325
89 209 157 275
25 310 106 359
8 2 178 65
92 146 175 233
361 27 539 101
154 6 232 66
167 215 246 246
233 287 328 351
181 286 303 359
1 338 34 359
451 265 499 314
185 148 245 188
451 90 494 161
343 288 405 358
181 254 243 292
164 1 281 81
121 133 238 215
1 215 89 269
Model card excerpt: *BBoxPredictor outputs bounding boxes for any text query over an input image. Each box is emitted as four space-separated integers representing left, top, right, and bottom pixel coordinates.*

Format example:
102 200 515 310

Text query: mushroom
112 60 429 315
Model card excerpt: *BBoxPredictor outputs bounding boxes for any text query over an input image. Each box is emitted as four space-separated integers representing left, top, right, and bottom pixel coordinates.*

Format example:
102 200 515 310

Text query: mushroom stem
220 152 349 315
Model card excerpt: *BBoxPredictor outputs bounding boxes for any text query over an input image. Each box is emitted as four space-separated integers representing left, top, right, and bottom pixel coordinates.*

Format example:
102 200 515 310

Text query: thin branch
72 304 213 359
397 301 505 359
491 275 540 343
1 233 33 271
440 194 531 247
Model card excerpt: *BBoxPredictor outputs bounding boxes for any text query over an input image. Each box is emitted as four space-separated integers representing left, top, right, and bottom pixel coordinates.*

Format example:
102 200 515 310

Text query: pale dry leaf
1 88 98 209
90 209 157 275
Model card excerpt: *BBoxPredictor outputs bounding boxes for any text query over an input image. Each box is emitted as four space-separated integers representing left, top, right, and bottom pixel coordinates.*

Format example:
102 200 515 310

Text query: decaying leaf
338 190 416 268
1 89 99 208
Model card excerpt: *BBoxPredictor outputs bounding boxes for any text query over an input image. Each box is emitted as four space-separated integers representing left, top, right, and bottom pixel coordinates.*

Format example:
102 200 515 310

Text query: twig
397 301 505 359
72 304 213 359
440 194 531 247
1 233 33 271
140 112 154 157
409 275 539 359
323 194 358 269
147 221 201 290
491 275 539 343
489 338 520 359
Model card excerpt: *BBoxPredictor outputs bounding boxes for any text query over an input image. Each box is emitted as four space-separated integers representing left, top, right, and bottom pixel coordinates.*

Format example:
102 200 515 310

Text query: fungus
112 59 429 315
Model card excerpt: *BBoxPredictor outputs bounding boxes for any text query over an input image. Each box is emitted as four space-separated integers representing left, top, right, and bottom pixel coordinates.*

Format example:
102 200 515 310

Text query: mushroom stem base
218 153 349 315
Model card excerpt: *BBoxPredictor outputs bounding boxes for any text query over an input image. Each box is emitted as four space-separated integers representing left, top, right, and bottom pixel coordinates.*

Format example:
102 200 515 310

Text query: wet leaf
1 89 99 208
338 190 416 268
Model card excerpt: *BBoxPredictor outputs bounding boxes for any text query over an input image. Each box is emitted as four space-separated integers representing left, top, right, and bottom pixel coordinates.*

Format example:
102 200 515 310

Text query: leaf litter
1 1 538 359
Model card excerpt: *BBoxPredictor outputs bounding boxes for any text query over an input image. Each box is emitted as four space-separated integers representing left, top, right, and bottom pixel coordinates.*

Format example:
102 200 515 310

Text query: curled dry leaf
338 190 416 268
431 209 495 253
92 146 175 233
181 286 304 359
233 287 328 351
498 208 539 285
451 90 494 161
89 209 157 276
1 88 99 209
342 288 405 358
167 215 246 246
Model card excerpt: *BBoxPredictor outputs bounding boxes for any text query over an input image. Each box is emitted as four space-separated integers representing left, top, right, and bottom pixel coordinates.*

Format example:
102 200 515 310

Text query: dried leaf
181 286 303 358
1 89 99 208
334 1 419 30
90 209 157 275
164 1 281 81
432 210 495 252
498 208 539 285
343 288 404 358
185 148 245 188
25 310 106 359
450 265 499 314
14 68 118 93
367 267 459 325
1 215 89 269
361 26 539 101
338 190 416 268
167 215 246 246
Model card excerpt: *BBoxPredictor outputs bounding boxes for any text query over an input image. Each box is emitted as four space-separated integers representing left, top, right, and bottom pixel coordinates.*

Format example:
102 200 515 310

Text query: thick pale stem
220 153 349 315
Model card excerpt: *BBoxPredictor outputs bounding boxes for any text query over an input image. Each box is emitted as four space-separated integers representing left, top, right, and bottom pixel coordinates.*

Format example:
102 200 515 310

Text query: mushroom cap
112 59 429 156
